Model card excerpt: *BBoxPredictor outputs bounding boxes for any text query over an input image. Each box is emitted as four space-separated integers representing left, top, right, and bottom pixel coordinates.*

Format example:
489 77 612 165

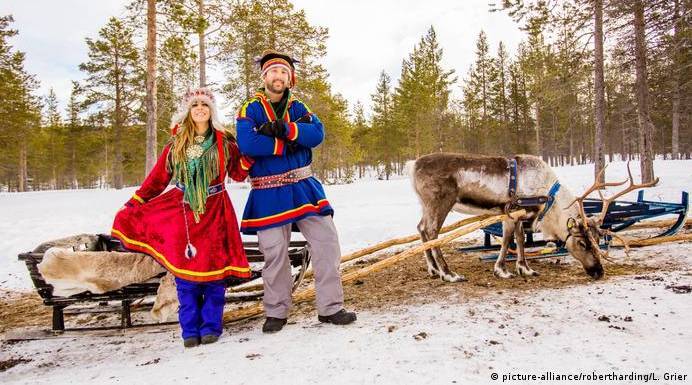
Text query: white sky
2 0 523 118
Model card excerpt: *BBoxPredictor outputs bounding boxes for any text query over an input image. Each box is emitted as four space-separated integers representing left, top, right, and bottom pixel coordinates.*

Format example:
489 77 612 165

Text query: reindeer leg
417 219 440 278
494 220 515 279
515 222 539 277
421 200 465 283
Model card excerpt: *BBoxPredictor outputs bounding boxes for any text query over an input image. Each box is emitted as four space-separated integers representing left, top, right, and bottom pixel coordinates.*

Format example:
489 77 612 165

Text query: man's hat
256 49 299 88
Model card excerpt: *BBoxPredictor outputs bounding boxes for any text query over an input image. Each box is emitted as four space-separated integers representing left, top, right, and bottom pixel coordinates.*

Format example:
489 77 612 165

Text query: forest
0 0 689 191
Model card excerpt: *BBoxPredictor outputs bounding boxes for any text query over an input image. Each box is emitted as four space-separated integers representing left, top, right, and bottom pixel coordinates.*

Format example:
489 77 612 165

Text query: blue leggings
175 278 226 339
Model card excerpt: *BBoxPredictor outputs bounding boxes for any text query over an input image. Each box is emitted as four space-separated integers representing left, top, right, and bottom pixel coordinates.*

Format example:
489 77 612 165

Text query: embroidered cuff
240 155 254 171
126 193 145 207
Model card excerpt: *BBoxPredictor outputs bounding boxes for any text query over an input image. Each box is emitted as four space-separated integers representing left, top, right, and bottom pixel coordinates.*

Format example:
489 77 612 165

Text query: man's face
263 66 291 94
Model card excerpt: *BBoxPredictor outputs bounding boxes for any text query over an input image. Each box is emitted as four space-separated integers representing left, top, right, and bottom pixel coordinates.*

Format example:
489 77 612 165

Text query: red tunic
111 130 253 282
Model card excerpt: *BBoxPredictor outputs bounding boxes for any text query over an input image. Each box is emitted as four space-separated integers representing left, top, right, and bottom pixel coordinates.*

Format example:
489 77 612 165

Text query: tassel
185 243 197 259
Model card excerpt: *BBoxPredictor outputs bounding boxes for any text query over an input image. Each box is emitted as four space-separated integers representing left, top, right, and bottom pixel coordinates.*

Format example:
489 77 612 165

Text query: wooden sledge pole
611 233 692 248
222 210 525 323
627 218 692 230
229 215 490 293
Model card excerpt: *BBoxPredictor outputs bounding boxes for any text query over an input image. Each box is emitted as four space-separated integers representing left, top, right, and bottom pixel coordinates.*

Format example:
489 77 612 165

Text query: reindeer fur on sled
36 235 178 322
408 153 606 282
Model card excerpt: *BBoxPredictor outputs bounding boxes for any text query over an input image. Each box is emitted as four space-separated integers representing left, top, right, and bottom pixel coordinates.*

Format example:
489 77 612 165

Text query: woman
112 88 253 348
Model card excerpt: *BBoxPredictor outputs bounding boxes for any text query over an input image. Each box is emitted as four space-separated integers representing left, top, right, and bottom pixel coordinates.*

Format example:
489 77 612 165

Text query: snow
1 159 691 384
2 159 689 291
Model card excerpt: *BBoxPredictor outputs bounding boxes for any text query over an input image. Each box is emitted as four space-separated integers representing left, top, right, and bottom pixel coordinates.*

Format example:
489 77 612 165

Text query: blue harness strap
507 157 560 220
536 181 561 221
508 158 518 197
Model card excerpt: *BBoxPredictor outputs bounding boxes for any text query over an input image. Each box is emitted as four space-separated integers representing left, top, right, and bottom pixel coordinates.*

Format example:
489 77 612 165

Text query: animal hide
37 247 166 297
33 234 102 254
150 273 179 322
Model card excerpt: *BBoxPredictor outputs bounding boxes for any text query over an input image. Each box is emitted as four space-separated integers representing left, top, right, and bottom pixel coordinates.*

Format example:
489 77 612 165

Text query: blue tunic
236 90 334 234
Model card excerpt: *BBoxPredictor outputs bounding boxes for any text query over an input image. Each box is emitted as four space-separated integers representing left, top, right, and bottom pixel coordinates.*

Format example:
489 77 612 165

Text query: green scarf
171 131 228 223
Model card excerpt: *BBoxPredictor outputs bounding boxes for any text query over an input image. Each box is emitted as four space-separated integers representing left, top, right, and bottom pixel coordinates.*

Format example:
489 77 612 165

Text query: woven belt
250 165 313 190
175 182 225 196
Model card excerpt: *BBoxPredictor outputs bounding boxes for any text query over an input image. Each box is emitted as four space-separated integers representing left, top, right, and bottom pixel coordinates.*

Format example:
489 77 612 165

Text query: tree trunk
198 0 206 87
145 0 158 175
633 0 655 182
593 0 606 180
569 127 574 166
671 0 682 160
534 103 541 159
71 144 78 189
113 49 124 189
18 140 27 192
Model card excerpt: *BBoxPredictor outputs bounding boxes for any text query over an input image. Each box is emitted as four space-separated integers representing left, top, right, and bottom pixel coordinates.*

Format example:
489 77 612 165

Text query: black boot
318 309 357 325
183 337 200 348
262 317 287 333
201 335 219 344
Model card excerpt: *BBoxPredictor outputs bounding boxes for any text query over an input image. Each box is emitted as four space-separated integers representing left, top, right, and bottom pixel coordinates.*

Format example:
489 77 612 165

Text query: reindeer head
565 163 658 280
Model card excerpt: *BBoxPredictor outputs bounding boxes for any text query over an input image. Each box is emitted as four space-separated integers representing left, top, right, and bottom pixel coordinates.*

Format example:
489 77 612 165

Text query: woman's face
190 100 211 125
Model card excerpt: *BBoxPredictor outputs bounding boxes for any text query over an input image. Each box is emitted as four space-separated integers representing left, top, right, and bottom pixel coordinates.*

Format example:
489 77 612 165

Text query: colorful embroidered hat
257 49 299 88
170 87 225 135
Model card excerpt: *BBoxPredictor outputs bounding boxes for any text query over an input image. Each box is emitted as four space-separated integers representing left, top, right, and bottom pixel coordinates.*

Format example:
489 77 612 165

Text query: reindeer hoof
516 265 539 277
441 272 466 283
427 268 440 278
493 268 515 279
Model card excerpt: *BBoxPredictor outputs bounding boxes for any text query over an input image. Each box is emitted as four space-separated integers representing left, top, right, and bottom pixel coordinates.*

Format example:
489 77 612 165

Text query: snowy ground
1 159 690 291
1 159 691 384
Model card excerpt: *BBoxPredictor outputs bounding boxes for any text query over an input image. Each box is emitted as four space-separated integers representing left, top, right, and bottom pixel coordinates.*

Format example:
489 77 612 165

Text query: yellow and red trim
132 193 145 204
256 94 277 121
273 138 285 155
111 228 251 282
241 199 331 229
240 156 253 171
287 122 299 141
237 99 254 118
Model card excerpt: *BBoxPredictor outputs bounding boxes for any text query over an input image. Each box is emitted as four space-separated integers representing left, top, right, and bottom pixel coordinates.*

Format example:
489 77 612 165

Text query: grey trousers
258 215 344 318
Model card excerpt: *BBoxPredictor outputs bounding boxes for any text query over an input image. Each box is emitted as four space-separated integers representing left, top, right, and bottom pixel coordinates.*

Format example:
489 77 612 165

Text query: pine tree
350 101 371 178
371 71 397 179
79 17 144 189
393 26 455 158
0 15 41 191
217 0 329 108
41 88 65 188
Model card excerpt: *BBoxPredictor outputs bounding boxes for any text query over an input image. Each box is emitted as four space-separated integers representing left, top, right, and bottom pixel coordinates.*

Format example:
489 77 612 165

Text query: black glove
286 141 300 154
257 120 286 138
294 114 312 124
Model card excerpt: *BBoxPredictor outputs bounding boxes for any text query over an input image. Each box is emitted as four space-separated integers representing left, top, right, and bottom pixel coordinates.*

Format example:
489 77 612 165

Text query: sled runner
460 191 688 261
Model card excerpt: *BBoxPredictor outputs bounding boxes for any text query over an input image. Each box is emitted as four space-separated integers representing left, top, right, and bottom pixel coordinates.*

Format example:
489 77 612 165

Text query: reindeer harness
506 158 561 222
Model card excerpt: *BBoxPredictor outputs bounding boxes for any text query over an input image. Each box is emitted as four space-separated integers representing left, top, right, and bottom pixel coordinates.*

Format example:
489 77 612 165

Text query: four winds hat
170 87 226 135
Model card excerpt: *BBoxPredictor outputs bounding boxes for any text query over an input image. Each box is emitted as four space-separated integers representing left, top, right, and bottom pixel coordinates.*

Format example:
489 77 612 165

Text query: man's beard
266 79 286 94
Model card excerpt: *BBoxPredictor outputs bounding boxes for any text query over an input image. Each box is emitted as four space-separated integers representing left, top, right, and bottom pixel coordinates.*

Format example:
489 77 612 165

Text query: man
236 49 356 333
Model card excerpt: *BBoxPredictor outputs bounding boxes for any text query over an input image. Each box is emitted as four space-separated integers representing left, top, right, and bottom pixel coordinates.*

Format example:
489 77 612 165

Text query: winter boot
183 337 200 348
262 317 287 333
318 309 357 325
201 335 219 344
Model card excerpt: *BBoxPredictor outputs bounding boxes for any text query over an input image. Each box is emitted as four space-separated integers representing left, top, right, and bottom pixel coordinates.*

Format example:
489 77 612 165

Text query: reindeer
409 153 657 282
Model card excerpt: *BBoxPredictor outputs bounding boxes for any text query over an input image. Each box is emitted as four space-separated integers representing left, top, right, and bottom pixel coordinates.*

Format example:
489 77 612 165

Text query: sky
2 0 523 118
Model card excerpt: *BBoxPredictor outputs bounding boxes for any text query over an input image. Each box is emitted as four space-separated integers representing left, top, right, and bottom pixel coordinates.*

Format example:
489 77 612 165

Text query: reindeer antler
565 165 628 229
594 162 659 224
566 162 659 261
